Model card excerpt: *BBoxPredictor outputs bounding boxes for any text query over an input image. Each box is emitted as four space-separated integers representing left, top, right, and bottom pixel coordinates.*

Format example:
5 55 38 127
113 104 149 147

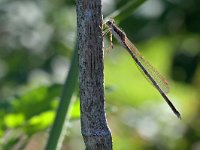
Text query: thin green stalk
105 0 147 22
45 44 78 150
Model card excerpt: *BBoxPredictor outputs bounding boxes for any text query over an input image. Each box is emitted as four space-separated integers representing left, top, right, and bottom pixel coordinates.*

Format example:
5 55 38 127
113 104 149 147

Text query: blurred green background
0 0 200 149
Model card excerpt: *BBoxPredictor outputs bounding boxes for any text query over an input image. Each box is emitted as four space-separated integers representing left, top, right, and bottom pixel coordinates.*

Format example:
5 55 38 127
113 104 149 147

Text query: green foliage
0 0 200 149
4 113 24 128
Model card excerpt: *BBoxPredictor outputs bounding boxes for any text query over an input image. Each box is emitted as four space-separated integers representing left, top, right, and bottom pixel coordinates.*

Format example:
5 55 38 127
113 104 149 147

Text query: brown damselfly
104 19 181 119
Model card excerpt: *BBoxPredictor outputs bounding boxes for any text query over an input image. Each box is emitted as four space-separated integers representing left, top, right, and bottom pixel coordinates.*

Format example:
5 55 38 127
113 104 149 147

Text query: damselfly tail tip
175 110 181 120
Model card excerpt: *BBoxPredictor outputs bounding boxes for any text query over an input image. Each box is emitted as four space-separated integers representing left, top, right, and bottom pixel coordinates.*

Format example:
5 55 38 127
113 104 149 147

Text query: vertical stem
76 0 112 149
45 46 78 150
45 45 78 150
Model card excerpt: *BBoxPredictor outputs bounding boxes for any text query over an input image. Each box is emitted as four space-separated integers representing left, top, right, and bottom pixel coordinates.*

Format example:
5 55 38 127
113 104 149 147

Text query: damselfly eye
106 18 115 26
106 20 112 26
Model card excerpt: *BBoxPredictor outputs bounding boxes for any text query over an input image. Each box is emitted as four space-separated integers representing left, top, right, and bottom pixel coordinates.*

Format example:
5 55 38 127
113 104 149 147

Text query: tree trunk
76 0 112 149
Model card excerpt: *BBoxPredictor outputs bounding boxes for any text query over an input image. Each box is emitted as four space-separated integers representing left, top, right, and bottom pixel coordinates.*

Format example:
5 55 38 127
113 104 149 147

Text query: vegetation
0 0 200 149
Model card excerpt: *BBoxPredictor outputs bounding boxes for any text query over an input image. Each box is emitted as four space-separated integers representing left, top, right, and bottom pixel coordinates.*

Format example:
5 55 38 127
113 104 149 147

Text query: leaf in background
10 85 61 119
69 99 80 119
4 113 24 128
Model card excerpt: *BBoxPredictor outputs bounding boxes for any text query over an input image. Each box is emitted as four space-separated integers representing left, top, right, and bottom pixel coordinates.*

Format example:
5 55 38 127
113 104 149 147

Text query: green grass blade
105 0 147 22
45 44 78 150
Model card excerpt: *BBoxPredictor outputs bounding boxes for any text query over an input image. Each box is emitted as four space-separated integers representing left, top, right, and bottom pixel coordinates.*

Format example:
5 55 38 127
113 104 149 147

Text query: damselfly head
106 18 115 27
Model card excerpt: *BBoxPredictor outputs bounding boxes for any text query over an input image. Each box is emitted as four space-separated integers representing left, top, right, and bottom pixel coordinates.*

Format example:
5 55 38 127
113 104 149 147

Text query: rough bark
76 0 112 149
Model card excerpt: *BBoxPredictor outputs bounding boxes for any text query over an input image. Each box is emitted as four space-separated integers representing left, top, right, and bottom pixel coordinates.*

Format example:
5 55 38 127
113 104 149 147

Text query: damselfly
104 19 181 119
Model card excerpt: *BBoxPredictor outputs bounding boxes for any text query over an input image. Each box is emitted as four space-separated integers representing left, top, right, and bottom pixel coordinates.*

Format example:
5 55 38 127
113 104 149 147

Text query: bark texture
76 0 112 149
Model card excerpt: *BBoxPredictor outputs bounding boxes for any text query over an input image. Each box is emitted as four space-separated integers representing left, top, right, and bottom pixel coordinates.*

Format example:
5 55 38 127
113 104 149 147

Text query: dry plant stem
76 0 112 149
